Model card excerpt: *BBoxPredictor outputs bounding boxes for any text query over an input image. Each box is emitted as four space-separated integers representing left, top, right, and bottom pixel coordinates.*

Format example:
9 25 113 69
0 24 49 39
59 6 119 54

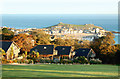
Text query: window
82 50 85 52
44 47 47 49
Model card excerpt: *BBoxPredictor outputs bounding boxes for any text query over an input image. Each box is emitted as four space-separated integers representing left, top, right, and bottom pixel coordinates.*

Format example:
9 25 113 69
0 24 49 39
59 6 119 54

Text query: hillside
46 22 103 30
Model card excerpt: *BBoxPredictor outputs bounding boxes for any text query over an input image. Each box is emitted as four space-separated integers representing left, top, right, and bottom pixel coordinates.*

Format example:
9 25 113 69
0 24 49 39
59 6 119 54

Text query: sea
1 14 119 44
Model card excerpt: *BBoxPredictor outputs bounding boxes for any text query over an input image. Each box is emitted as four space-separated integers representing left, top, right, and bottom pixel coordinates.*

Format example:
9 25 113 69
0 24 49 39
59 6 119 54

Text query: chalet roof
30 45 54 55
55 46 71 55
74 48 91 57
0 41 13 52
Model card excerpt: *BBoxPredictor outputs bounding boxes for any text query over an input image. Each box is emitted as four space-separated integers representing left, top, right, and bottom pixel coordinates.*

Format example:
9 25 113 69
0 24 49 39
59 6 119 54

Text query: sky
0 0 119 14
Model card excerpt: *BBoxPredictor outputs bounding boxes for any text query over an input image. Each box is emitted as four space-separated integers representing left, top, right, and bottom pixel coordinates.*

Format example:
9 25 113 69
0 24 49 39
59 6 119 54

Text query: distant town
1 22 107 41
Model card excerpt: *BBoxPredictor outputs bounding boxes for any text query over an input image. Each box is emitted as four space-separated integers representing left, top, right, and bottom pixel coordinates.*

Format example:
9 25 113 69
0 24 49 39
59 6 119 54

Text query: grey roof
55 46 71 55
30 45 54 55
0 41 13 52
74 48 91 57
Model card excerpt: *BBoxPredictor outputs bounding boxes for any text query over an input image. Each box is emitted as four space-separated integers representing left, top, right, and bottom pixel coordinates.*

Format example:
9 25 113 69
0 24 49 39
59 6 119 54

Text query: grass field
2 64 118 77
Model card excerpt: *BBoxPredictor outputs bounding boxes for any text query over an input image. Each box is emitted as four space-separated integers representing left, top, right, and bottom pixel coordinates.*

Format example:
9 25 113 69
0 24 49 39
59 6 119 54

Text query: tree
74 40 90 50
90 32 116 64
77 56 88 64
1 28 14 40
22 53 25 58
2 28 14 34
32 51 36 56
54 38 66 46
31 30 51 45
25 51 27 58
114 44 120 64
0 48 6 58
54 38 76 46
115 49 120 64
36 52 39 58
12 34 35 52
27 51 37 64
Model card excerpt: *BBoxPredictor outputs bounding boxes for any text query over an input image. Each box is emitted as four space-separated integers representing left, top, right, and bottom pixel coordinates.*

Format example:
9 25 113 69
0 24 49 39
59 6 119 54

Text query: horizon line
1 13 118 15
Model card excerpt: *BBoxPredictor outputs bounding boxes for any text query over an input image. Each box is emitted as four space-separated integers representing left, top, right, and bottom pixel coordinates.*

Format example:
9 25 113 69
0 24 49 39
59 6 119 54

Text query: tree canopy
11 34 35 52
30 30 51 45
1 28 14 40
90 32 118 64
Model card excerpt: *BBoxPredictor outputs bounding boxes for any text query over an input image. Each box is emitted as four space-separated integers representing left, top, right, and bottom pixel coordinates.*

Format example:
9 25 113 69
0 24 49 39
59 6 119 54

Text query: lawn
2 64 118 77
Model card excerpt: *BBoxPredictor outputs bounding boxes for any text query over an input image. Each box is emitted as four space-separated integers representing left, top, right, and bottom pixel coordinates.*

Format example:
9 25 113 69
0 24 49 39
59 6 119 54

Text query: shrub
36 59 40 63
45 59 50 63
64 56 68 59
17 60 20 63
9 60 13 63
73 56 88 64
13 59 18 63
78 56 88 64
73 59 79 63
26 60 33 64
54 59 60 63
27 55 31 59
68 60 73 64
31 60 34 64
39 59 51 63
60 59 69 64
32 57 37 64
2 58 7 64
50 60 55 64
25 60 29 64
90 58 102 64
39 59 44 63
6 60 10 63
60 59 64 64
27 60 30 64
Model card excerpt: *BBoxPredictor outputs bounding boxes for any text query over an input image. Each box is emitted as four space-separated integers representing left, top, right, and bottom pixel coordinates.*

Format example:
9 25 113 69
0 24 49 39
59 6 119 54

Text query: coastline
111 31 120 34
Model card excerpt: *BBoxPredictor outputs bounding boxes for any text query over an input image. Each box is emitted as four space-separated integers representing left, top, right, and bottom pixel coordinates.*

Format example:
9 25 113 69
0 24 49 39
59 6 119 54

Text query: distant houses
43 23 106 42
1 23 106 42
44 24 105 35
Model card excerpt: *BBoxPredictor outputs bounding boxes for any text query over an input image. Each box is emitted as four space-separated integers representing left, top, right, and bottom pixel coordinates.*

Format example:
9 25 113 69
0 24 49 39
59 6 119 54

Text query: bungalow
74 48 96 60
0 41 20 60
55 46 72 59
30 45 54 59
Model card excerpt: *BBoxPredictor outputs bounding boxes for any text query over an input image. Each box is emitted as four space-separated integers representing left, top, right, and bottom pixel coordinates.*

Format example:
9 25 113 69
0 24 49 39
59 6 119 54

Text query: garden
2 50 102 65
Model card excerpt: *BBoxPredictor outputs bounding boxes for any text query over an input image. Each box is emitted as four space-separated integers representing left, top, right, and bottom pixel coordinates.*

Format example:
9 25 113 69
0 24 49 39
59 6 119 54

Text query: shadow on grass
2 70 118 77
1 77 120 79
